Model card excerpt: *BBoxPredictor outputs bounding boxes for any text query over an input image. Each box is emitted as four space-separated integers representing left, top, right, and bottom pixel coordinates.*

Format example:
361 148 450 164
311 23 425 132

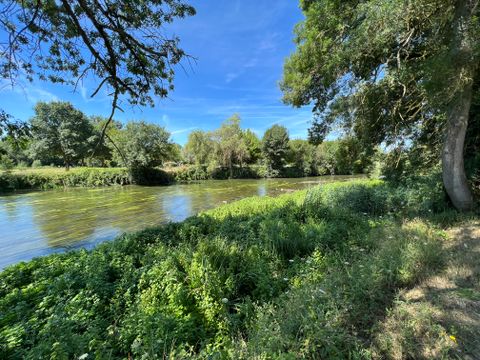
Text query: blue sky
0 0 314 145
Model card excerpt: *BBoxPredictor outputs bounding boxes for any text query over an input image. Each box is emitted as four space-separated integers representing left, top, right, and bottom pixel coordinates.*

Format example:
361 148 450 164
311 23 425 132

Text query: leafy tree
113 121 171 169
212 114 249 178
166 143 183 164
0 0 196 135
336 137 370 175
315 141 339 175
0 111 29 140
0 132 31 166
262 125 289 173
29 102 94 170
282 0 480 210
183 130 214 166
287 139 316 175
88 116 118 167
243 129 262 164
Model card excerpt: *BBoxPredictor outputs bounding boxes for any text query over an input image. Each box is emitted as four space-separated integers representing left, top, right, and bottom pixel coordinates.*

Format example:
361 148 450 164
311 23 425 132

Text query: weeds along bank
0 167 132 192
0 164 358 192
0 166 177 192
0 179 475 359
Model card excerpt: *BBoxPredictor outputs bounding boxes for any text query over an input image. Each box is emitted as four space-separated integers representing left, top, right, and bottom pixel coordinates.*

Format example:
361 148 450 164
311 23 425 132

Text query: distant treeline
0 102 372 179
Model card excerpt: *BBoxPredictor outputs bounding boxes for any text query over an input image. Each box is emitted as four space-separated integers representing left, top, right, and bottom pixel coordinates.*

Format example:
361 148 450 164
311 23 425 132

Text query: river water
0 176 358 269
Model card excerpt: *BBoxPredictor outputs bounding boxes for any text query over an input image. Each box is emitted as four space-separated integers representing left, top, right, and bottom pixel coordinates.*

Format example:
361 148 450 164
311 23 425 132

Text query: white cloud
171 126 198 135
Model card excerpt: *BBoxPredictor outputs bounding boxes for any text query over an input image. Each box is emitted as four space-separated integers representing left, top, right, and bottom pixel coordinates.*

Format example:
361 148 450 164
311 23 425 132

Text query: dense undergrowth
0 179 476 359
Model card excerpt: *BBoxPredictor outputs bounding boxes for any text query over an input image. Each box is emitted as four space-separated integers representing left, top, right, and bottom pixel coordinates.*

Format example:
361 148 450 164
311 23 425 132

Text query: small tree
29 102 94 170
262 125 289 175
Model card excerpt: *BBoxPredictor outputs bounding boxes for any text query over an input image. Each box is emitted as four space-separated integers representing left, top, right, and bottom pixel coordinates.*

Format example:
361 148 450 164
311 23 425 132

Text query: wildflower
78 355 89 360
289 259 294 263
449 335 457 343
283 277 289 281
344 261 350 265
359 248 365 252
221 298 228 304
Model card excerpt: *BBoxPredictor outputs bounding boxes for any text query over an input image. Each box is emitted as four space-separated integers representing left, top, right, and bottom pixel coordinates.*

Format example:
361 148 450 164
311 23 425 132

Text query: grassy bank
0 179 478 359
0 167 131 192
0 165 360 192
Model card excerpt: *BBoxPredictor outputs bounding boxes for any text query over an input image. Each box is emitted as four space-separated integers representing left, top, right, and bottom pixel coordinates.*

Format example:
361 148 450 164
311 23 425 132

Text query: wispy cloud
171 126 198 135
259 32 281 51
225 72 240 83
12 85 58 104
243 58 258 68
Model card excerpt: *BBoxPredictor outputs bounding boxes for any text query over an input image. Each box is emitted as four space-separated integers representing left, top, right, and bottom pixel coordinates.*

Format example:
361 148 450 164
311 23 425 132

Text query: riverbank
0 165 364 192
0 176 353 269
1 179 477 358
0 167 131 192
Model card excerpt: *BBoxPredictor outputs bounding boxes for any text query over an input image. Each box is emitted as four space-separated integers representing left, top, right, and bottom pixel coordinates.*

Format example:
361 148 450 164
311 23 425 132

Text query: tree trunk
442 0 476 211
443 81 474 211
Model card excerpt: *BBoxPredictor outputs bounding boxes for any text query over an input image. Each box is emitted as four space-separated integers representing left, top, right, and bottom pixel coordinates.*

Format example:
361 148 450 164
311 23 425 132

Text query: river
0 176 358 269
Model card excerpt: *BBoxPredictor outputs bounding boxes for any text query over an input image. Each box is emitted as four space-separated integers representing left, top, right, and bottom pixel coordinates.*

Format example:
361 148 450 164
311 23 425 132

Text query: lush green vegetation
0 0 479 357
2 178 475 359
0 106 373 191
282 0 480 211
0 167 131 192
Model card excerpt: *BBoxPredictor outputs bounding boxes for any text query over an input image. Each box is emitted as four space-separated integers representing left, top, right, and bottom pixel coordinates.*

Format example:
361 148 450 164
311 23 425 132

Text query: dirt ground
374 221 480 359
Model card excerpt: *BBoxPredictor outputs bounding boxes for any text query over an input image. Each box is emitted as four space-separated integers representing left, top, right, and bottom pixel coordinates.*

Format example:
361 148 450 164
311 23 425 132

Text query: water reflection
0 176 359 269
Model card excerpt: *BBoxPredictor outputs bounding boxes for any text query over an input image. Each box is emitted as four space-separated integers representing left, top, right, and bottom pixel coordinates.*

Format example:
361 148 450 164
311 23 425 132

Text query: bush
129 166 174 185
0 155 14 171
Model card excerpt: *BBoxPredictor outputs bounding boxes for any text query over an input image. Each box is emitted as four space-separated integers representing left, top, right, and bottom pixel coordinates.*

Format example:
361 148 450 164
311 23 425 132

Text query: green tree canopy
287 139 316 175
29 102 94 169
243 129 262 164
282 0 480 210
262 125 290 173
212 114 249 178
183 130 214 166
113 121 171 169
0 0 195 135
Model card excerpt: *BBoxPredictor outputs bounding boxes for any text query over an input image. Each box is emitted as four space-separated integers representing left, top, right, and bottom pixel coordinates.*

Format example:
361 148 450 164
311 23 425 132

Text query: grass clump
0 179 476 359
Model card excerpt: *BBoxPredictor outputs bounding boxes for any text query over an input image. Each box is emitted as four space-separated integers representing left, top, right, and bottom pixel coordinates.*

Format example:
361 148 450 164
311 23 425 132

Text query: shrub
129 166 174 185
0 154 14 171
